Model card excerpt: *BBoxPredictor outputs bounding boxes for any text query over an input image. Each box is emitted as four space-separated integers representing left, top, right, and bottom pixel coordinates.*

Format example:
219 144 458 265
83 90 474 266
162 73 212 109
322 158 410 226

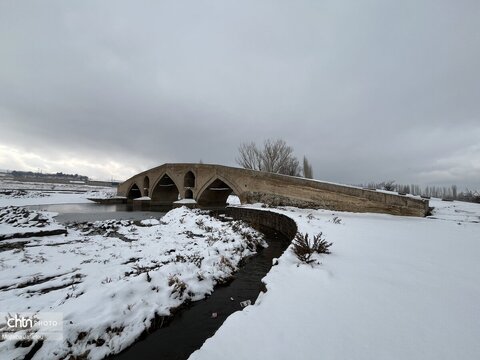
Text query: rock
240 300 251 308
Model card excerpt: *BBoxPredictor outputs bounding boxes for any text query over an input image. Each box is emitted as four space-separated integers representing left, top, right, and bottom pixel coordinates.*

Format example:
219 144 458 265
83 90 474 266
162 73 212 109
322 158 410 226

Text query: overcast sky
1 0 479 189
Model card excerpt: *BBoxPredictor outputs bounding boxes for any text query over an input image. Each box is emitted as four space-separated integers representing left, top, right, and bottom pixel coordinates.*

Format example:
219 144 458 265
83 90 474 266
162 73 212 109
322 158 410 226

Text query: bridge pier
132 198 151 211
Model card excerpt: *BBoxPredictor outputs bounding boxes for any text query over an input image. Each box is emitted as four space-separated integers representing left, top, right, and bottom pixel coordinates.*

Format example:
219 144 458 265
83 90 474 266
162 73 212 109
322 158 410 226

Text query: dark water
26 203 166 223
110 229 289 360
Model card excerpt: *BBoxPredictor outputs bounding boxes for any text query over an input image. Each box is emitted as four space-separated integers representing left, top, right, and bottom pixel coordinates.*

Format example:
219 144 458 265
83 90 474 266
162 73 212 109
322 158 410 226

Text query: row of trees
234 139 479 204
236 139 313 178
11 170 89 181
364 181 480 203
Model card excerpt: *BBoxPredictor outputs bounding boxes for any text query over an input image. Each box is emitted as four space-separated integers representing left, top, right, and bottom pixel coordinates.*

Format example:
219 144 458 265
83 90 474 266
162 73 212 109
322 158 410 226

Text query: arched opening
185 189 193 199
143 176 150 197
197 178 236 208
151 174 179 209
127 183 142 200
184 171 195 188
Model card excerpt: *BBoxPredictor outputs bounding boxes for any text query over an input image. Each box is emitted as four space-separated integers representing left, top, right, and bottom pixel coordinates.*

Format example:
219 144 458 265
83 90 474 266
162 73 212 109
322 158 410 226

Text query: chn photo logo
0 312 63 341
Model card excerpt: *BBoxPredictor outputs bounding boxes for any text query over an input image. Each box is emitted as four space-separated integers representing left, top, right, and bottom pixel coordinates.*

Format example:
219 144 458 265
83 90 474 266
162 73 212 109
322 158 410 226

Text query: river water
26 203 166 223
111 228 289 360
26 203 289 359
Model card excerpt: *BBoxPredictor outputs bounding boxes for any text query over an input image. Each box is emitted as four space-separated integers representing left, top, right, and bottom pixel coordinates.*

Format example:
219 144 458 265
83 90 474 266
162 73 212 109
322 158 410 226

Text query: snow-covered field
0 188 116 207
0 180 116 207
1 180 479 360
191 198 480 360
0 203 265 359
0 179 114 193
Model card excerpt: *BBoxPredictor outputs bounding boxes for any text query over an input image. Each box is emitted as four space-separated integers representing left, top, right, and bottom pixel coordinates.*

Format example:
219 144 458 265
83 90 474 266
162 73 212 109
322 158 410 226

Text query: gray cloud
1 0 479 188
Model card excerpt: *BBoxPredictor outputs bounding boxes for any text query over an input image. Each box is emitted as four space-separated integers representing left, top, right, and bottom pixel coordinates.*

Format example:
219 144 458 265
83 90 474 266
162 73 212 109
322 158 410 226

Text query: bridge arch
127 183 142 200
185 189 193 199
184 171 195 188
196 175 242 207
143 176 150 196
150 172 181 207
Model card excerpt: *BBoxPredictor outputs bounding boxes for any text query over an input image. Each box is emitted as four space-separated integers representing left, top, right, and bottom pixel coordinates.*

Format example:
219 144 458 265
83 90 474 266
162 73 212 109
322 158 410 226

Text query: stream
25 203 290 359
111 227 289 360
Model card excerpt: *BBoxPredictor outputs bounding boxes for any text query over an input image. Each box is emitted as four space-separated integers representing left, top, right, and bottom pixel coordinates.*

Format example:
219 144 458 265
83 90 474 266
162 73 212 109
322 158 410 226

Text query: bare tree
380 180 395 191
451 185 457 199
236 142 262 170
458 189 480 203
260 139 298 175
303 156 313 179
236 139 302 176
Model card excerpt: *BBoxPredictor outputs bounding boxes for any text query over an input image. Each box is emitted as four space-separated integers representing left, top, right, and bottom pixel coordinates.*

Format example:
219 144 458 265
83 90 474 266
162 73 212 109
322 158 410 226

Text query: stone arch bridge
117 163 429 217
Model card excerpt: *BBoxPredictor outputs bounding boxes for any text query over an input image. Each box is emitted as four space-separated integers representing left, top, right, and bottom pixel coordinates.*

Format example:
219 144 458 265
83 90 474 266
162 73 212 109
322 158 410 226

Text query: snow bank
190 199 480 360
0 207 266 359
133 196 151 201
227 195 240 205
0 206 64 238
175 199 197 204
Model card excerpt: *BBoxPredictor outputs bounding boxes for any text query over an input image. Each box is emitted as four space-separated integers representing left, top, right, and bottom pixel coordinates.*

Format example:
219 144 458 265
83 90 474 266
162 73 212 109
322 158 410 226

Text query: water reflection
26 203 166 223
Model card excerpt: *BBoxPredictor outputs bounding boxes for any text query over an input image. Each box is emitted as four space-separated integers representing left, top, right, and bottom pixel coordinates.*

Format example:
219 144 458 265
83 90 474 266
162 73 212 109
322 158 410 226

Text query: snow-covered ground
0 206 65 239
0 190 115 207
0 179 116 207
190 198 480 360
0 179 114 193
2 181 479 360
0 204 265 359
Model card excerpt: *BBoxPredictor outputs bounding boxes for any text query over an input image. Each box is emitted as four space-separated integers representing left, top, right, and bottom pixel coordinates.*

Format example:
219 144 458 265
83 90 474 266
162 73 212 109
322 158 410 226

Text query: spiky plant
292 232 332 263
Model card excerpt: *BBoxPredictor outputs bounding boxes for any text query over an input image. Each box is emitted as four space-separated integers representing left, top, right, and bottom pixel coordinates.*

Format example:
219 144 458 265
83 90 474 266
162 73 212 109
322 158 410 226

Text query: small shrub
206 235 216 245
241 231 253 241
174 255 187 263
168 276 187 298
219 256 235 272
186 254 203 267
231 221 241 232
292 232 332 263
332 216 342 224
131 264 148 275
